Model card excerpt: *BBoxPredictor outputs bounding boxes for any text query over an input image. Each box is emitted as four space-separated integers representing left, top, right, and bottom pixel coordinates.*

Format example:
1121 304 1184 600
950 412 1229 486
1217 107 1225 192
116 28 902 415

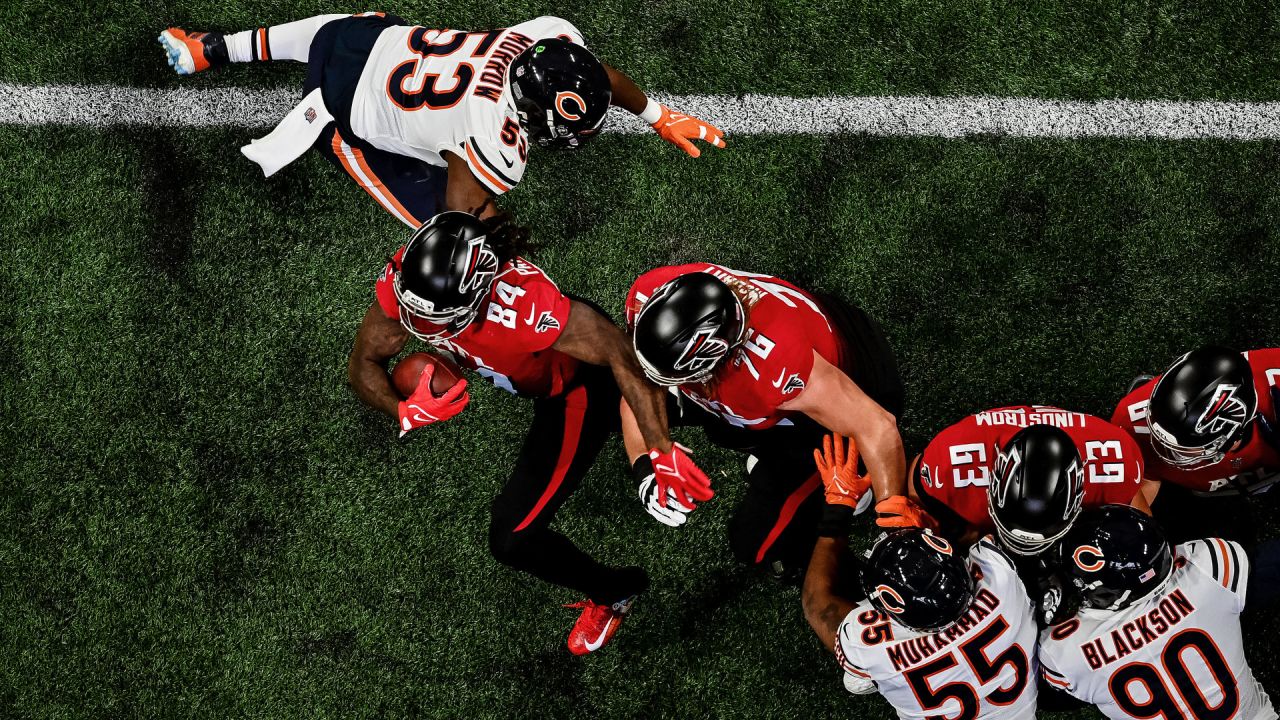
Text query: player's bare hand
651 105 726 158
874 496 937 530
813 433 873 513
397 364 469 437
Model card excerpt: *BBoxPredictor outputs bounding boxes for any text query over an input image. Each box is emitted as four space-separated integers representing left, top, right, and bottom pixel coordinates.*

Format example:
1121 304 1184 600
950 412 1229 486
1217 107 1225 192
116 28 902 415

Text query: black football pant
674 297 905 575
488 365 648 605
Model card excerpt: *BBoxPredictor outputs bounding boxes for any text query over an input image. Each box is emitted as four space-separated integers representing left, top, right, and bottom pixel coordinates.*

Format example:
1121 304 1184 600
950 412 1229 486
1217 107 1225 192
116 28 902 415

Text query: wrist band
631 453 656 485
639 98 663 125
817 504 855 539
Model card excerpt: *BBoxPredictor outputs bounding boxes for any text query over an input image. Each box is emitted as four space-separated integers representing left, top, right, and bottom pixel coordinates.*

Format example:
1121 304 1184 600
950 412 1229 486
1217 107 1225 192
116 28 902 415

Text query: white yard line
4 82 1280 140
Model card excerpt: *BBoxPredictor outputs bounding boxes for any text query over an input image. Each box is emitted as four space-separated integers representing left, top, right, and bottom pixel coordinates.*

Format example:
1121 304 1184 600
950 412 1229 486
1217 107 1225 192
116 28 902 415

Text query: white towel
240 88 334 177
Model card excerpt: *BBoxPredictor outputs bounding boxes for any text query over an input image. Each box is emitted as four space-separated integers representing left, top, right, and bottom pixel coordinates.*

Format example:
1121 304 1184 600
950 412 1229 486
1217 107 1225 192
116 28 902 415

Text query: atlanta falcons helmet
1055 504 1173 611
988 424 1085 556
631 273 747 386
861 529 975 632
393 212 498 343
1148 346 1257 469
508 38 611 149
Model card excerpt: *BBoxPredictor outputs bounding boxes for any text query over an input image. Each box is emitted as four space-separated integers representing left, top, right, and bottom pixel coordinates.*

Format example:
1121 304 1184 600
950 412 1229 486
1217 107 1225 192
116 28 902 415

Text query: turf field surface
3 3 1280 719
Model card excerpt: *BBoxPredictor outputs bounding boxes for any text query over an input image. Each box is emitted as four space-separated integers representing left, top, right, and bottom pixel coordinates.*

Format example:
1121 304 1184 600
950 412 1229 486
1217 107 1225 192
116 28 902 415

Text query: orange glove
650 105 726 158
812 433 873 513
875 496 938 530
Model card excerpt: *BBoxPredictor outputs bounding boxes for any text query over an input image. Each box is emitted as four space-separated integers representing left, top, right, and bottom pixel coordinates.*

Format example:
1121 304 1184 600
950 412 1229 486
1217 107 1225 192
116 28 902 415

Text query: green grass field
3 2 1280 718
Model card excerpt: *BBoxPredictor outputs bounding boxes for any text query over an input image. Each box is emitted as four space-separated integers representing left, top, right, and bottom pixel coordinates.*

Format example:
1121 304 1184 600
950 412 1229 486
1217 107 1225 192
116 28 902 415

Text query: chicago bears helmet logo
1195 383 1250 437
1073 544 1105 572
674 326 731 373
555 91 587 121
921 532 954 556
872 585 906 615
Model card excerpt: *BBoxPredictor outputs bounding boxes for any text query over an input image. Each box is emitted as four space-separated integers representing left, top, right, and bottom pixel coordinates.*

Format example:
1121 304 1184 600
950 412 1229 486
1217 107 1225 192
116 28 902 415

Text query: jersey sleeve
463 134 524 196
1182 538 1250 612
833 610 874 683
1039 654 1079 696
373 247 407 319
493 261 571 353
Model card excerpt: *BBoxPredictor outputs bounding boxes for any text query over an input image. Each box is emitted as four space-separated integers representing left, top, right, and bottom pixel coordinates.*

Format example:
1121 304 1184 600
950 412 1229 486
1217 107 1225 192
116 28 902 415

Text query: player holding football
159 13 724 226
347 211 710 654
909 405 1159 556
801 439 1039 718
1040 504 1277 719
621 263 928 577
1112 346 1280 543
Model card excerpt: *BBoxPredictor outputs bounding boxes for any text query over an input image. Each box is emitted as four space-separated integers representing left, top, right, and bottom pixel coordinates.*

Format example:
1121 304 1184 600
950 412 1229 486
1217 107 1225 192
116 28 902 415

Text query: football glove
649 444 714 508
813 433 874 514
650 105 726 158
874 495 938 530
397 364 469 437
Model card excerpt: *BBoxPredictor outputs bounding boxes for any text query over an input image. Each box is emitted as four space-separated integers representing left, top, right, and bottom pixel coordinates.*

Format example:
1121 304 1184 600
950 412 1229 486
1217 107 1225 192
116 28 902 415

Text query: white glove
638 473 696 527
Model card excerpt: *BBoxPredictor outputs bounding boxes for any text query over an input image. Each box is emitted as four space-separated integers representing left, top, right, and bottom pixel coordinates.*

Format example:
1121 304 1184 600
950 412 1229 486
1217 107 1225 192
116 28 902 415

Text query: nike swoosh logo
501 155 514 168
584 617 615 652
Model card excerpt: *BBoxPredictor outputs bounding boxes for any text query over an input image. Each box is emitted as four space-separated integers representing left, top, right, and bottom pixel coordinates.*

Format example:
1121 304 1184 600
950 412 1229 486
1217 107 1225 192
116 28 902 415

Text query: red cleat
565 596 635 655
158 28 229 76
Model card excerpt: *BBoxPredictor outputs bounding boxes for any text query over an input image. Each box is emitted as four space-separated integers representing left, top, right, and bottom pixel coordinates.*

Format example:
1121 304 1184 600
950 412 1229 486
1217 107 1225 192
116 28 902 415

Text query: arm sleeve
374 254 403 320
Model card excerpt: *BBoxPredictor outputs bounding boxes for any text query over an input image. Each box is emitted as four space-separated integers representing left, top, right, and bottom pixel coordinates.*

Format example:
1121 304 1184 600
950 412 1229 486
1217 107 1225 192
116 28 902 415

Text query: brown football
391 352 463 398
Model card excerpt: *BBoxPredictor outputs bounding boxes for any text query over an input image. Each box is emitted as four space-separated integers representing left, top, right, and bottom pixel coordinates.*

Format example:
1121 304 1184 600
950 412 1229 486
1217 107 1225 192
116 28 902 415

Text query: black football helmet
508 38 611 149
861 529 975 632
393 212 498 343
631 273 746 386
1148 346 1257 469
988 424 1085 556
1055 504 1173 611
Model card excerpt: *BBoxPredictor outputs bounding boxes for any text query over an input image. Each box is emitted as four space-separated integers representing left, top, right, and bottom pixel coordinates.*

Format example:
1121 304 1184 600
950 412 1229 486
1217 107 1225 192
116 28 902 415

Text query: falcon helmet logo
1073 544 1105 572
456 236 497 295
1195 383 1250 437
990 444 1022 510
674 326 731 374
872 585 907 615
555 91 587 121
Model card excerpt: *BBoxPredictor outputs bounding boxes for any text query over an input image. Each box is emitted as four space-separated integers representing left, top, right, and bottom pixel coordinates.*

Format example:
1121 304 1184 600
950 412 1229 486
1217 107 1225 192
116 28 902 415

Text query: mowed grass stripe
6 83 1280 139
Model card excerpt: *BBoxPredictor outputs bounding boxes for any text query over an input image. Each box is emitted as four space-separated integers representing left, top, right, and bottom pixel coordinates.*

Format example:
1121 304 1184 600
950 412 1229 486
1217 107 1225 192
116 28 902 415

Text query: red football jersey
625 263 844 430
376 250 577 398
1112 348 1280 493
916 406 1145 533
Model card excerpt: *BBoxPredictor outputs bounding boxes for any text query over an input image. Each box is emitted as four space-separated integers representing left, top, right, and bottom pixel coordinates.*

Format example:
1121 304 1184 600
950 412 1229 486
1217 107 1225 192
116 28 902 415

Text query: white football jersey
1040 539 1277 720
348 16 585 194
835 539 1039 720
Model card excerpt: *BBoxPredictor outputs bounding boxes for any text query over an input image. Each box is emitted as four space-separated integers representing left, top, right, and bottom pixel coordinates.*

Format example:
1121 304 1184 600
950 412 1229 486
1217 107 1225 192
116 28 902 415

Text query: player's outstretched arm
602 64 726 158
552 301 712 507
802 537 857 652
782 352 906 502
348 302 411 418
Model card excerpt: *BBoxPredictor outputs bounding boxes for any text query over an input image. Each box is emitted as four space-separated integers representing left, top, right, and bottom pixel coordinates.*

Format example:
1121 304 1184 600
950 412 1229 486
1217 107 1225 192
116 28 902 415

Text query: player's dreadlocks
475 198 536 264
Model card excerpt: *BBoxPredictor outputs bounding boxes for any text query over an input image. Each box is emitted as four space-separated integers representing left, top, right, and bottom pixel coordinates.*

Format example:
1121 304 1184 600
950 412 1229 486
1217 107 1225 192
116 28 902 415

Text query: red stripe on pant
513 384 588 532
754 473 823 563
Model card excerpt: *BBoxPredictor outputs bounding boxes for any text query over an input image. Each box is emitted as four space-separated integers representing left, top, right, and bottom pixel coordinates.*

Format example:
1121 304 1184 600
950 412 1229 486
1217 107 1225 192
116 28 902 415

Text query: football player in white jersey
1039 504 1277 720
159 13 724 227
802 435 1039 720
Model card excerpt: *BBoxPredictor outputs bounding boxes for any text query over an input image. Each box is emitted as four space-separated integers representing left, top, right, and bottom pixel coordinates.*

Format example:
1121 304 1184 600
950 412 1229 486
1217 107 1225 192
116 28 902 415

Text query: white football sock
225 14 350 63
